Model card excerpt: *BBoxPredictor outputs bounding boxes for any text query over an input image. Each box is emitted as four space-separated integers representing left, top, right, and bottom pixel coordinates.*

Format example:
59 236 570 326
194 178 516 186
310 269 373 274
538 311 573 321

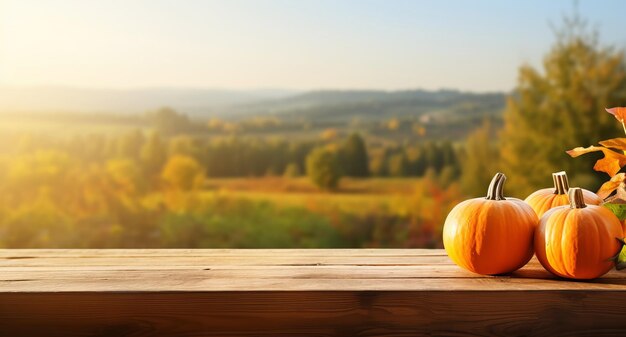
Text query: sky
1 0 626 92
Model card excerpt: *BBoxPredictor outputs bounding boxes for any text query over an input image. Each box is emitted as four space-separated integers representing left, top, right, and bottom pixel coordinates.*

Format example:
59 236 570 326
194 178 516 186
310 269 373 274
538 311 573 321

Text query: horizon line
0 84 511 95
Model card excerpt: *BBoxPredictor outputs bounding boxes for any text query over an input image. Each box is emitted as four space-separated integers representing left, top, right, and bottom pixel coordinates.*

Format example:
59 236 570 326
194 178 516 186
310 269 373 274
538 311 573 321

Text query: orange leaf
566 146 602 157
617 186 626 201
599 138 626 151
595 151 626 177
598 173 626 199
606 107 626 123
566 146 626 176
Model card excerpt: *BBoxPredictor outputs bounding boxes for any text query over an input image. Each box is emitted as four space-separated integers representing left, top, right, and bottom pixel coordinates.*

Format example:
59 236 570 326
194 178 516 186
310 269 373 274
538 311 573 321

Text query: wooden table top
1 249 625 292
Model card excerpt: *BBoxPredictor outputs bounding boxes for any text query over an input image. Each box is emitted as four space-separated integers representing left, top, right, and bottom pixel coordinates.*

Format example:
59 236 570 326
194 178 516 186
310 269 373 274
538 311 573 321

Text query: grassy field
195 176 462 248
205 177 420 194
203 177 420 216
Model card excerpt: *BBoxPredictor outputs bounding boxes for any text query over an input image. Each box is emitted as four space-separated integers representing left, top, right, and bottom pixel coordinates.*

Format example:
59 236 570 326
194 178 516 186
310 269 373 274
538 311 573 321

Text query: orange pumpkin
443 173 538 275
535 188 623 279
525 171 602 218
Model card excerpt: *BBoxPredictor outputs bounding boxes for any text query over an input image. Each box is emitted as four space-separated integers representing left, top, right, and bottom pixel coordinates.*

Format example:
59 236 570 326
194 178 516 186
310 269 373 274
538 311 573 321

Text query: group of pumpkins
443 171 624 279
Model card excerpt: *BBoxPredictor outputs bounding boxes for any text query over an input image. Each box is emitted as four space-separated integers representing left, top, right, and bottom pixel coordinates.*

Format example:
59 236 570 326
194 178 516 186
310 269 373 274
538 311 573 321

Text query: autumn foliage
567 108 626 200
0 130 463 248
498 21 626 197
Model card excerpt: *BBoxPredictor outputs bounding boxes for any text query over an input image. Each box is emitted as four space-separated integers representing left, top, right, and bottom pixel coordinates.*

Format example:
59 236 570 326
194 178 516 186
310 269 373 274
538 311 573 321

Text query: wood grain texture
0 249 625 336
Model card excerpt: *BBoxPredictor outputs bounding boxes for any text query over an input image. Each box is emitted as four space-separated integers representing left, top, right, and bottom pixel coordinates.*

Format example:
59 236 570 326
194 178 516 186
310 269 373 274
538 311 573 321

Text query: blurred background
0 0 625 248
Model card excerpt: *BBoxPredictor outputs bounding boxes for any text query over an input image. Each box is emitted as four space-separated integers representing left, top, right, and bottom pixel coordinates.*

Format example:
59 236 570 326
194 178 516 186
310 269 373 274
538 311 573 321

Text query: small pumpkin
525 171 602 218
535 188 624 279
443 173 538 275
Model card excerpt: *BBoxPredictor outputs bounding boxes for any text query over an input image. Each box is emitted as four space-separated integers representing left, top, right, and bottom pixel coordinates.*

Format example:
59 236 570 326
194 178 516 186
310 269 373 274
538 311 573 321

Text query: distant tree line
12 126 461 191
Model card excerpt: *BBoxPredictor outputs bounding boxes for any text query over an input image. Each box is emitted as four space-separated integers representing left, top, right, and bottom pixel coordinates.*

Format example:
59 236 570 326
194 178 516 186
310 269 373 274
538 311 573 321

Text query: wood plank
1 249 626 336
3 264 624 280
0 255 453 267
1 291 626 337
2 276 626 291
0 250 625 292
0 248 448 257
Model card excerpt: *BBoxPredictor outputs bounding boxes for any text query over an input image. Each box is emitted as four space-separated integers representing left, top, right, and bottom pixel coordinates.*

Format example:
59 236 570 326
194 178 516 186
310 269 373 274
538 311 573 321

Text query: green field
203 177 419 214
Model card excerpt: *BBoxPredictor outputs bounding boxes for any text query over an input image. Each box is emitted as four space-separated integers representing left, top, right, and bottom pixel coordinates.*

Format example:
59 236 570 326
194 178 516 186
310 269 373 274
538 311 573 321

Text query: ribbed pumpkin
443 173 538 275
535 188 623 279
525 171 602 218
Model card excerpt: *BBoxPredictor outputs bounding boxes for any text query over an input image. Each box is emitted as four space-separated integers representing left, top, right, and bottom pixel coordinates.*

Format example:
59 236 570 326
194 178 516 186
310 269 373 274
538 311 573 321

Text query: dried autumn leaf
566 146 603 157
617 186 626 201
566 146 626 176
606 107 626 123
599 138 626 151
598 173 626 199
595 151 626 177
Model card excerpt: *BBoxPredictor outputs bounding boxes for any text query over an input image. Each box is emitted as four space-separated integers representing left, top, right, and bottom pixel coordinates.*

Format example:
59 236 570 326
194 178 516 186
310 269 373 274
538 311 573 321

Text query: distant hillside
0 86 507 126
227 89 506 122
0 86 294 115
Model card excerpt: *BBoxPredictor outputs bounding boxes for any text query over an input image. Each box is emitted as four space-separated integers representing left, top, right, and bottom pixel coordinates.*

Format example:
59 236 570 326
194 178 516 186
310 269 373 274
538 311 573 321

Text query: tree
500 17 626 196
116 129 145 160
161 155 205 191
288 142 315 174
306 147 341 190
387 118 400 131
320 128 338 141
340 133 370 177
460 120 500 196
168 136 199 158
106 159 143 194
146 107 194 136
440 140 458 173
283 163 301 177
140 131 166 176
422 142 443 173
369 154 387 176
438 165 457 188
387 153 409 177
414 152 428 176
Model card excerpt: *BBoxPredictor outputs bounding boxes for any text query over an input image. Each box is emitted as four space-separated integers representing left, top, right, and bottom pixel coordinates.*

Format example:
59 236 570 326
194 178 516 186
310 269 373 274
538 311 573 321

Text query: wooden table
0 249 625 336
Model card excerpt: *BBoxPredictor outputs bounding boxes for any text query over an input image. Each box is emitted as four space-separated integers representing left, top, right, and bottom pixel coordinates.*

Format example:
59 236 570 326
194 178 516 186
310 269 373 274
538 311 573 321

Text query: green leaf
616 245 626 270
604 203 626 221
613 238 626 270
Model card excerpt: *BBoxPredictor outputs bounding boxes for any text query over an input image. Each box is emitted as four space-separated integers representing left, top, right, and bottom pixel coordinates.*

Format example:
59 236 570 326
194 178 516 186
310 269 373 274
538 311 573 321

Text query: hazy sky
1 0 625 92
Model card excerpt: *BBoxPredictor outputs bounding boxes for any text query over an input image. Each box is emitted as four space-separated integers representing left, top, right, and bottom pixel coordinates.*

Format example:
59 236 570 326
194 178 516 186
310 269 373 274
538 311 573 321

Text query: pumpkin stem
552 171 569 195
568 188 587 209
486 172 507 201
552 173 559 193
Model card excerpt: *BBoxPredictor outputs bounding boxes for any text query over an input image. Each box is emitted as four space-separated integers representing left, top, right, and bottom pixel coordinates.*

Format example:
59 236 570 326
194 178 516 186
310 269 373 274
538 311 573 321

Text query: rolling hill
0 86 507 141
227 89 506 122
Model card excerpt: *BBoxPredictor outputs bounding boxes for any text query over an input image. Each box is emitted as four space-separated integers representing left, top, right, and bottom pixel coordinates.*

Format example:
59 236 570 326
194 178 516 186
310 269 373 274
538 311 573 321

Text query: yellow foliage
161 155 205 191
320 128 338 141
387 118 399 131
207 118 223 130
8 150 71 188
106 159 141 194
412 123 426 136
